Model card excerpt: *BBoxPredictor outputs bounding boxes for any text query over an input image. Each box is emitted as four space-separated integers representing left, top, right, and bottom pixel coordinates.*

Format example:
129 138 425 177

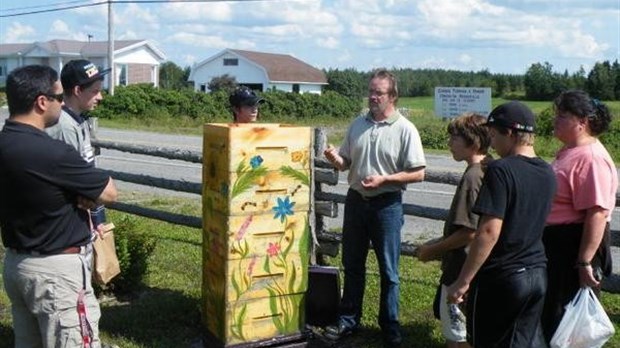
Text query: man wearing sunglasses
1 64 117 348
229 86 264 123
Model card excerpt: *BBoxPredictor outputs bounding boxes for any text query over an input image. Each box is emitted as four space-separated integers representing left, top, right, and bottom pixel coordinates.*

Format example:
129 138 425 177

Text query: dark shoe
323 323 355 341
383 335 402 347
382 328 402 347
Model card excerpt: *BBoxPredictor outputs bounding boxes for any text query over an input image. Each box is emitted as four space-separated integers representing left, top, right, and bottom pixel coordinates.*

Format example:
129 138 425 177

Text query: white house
189 48 328 94
0 39 166 88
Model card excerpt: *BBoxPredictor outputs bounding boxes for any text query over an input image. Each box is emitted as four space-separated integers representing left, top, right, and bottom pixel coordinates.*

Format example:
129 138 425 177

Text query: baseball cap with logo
485 101 536 133
61 59 111 90
229 86 264 107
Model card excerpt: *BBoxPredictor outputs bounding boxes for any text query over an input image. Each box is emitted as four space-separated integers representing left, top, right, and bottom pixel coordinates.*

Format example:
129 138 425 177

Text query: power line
0 0 286 18
0 0 94 13
0 1 107 17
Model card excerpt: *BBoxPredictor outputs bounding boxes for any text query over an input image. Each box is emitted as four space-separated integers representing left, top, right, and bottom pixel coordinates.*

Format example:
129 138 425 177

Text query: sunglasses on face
43 92 64 103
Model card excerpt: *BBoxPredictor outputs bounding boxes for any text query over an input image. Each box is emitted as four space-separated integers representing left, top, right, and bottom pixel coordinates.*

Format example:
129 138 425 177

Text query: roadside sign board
434 87 492 118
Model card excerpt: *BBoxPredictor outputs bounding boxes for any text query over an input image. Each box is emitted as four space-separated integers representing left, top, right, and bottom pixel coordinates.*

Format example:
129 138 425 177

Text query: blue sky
1 0 618 74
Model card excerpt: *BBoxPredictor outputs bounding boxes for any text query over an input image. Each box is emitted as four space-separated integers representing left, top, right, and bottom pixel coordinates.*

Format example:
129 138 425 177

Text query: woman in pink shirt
541 90 617 344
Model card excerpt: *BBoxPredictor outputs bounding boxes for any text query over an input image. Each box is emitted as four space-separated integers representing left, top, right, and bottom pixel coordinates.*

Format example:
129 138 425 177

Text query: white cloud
555 31 609 58
318 36 339 49
161 1 232 22
251 1 343 37
48 20 78 40
117 30 139 40
166 33 228 48
165 32 256 51
2 22 36 43
251 24 304 37
459 54 473 65
50 20 70 34
117 4 159 30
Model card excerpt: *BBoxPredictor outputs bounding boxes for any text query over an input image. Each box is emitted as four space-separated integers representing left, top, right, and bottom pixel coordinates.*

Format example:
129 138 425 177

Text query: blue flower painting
250 155 264 169
272 196 295 222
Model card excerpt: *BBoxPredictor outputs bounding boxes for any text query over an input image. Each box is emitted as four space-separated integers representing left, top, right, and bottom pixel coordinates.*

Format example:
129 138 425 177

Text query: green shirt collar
365 110 401 124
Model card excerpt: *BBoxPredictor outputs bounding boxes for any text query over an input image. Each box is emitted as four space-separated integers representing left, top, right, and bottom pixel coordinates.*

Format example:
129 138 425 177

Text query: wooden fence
91 127 620 293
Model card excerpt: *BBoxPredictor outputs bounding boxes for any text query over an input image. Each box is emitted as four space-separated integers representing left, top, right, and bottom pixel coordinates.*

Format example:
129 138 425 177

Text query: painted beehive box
202 123 312 346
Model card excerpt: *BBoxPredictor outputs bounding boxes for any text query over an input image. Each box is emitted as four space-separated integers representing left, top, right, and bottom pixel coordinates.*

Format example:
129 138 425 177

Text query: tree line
158 60 620 101
323 60 620 101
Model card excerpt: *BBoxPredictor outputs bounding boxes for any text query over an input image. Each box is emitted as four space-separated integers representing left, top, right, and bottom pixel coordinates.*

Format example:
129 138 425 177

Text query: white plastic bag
550 287 615 348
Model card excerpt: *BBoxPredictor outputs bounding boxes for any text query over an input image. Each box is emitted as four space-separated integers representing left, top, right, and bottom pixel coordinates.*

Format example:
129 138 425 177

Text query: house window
223 58 238 66
200 84 207 92
119 64 128 86
292 84 300 93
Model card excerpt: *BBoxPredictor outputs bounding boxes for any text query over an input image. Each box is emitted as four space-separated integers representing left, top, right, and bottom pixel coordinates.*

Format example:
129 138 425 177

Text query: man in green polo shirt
323 69 426 347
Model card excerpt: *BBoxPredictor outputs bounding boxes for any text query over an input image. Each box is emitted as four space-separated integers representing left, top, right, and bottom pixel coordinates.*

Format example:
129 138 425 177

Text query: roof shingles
231 49 326 84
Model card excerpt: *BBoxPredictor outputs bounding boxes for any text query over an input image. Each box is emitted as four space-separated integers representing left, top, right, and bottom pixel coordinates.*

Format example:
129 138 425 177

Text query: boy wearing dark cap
229 86 264 123
46 59 110 164
447 101 556 348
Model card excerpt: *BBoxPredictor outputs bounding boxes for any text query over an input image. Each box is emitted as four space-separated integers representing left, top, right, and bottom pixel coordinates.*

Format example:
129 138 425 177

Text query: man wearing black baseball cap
46 59 110 164
229 86 264 123
447 101 557 347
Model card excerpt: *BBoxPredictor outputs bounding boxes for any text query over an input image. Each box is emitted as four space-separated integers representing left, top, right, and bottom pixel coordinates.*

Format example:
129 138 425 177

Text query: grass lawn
1 195 620 347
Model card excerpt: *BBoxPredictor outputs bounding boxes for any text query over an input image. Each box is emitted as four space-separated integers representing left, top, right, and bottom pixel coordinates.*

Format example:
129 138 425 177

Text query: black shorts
467 267 547 348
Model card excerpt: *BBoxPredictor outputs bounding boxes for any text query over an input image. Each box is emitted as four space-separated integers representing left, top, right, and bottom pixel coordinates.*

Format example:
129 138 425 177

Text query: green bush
411 116 450 150
98 215 157 296
91 86 361 122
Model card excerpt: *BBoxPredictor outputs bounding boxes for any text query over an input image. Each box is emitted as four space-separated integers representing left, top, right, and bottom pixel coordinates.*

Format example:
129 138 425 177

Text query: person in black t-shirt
447 101 556 348
0 65 117 348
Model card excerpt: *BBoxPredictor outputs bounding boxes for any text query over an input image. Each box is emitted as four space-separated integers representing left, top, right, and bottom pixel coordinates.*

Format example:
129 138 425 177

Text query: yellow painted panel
204 293 305 345
203 123 312 173
204 211 310 260
204 253 308 302
203 170 310 216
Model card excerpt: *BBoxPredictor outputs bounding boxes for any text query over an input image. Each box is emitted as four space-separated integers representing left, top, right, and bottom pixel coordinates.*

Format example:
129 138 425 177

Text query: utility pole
107 0 115 95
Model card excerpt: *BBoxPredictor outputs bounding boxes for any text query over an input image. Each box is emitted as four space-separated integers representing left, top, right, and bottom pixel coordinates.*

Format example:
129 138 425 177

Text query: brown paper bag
93 223 120 285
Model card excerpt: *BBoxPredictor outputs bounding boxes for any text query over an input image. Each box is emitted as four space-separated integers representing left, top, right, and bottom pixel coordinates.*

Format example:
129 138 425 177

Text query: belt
10 246 82 256
351 189 401 201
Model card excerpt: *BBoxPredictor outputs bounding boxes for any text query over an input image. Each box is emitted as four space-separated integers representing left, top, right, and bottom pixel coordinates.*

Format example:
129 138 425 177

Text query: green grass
1 196 620 347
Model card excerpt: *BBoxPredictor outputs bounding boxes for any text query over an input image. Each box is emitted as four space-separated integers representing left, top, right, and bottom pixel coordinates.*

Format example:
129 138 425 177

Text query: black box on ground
305 266 340 327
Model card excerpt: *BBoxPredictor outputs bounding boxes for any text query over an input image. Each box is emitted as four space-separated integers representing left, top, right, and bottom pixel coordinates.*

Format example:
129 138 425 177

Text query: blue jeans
339 189 403 334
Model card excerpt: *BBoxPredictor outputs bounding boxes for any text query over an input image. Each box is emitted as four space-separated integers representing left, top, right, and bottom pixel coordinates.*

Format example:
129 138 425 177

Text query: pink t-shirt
547 140 618 225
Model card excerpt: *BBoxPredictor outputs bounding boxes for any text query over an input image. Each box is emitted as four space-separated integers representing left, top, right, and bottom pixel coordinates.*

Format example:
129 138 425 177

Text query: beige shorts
3 246 101 348
440 284 467 342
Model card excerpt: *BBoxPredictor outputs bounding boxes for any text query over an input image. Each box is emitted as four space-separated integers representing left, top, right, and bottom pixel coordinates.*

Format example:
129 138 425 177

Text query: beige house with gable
0 39 166 88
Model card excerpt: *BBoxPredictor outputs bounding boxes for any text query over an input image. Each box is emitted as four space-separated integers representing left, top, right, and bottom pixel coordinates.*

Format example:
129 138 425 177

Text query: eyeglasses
368 89 390 97
43 92 64 103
